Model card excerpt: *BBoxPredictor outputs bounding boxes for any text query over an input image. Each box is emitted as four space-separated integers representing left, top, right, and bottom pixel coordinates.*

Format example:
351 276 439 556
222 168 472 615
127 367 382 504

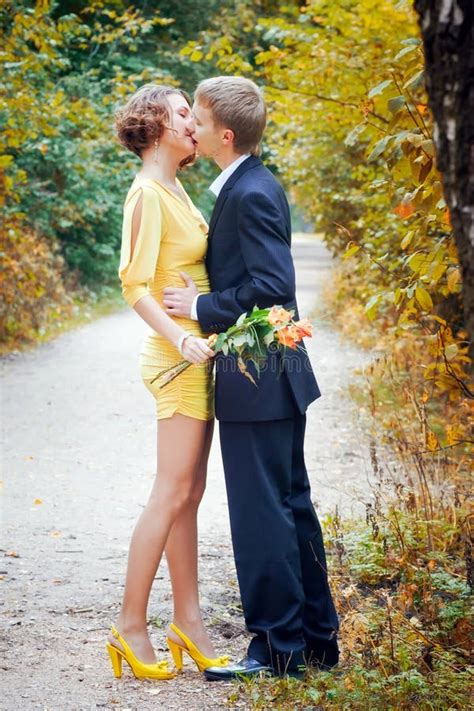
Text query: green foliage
2 1 163 283
0 0 219 345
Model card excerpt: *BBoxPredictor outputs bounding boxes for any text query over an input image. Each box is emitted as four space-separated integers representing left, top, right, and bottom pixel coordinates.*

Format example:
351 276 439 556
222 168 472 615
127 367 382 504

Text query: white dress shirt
190 154 251 320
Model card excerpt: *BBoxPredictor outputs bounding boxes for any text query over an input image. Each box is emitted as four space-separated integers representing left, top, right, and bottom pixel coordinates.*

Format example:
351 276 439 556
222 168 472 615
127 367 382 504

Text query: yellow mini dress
118 177 214 421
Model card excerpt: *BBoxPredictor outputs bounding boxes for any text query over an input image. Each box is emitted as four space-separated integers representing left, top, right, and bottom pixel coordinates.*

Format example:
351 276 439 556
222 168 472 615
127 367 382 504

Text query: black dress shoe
204 656 271 681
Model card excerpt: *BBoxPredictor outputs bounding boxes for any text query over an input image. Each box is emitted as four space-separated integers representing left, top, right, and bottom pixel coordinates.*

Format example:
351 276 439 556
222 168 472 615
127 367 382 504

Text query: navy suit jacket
197 155 321 422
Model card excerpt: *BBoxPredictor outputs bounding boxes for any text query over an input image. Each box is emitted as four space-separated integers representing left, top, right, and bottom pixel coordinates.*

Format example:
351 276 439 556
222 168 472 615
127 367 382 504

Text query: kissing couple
106 75 339 682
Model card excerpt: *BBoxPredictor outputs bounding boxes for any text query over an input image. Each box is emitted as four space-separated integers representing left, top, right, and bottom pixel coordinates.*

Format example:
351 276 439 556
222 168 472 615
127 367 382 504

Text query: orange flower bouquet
151 305 313 389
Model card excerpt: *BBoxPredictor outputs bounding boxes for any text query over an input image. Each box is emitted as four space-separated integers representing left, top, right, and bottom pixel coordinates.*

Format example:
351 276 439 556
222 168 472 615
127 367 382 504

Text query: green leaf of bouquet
249 308 271 319
214 333 227 351
232 333 250 347
263 330 275 347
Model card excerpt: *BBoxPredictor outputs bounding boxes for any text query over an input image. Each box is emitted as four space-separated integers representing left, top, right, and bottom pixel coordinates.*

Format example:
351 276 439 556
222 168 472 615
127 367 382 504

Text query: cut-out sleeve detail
119 185 163 307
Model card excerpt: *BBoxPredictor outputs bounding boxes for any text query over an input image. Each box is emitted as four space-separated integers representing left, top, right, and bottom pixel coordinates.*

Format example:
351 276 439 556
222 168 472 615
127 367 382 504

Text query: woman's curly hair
115 84 192 158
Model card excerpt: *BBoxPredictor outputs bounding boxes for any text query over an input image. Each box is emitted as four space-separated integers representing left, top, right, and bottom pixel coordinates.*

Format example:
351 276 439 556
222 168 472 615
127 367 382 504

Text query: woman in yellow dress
106 85 229 680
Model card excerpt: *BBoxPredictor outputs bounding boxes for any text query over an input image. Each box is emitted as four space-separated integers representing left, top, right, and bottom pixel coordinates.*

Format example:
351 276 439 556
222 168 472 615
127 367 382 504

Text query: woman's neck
138 149 179 185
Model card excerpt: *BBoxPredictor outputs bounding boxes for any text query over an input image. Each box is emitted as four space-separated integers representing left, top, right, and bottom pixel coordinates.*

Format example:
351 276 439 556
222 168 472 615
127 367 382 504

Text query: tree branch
265 83 390 124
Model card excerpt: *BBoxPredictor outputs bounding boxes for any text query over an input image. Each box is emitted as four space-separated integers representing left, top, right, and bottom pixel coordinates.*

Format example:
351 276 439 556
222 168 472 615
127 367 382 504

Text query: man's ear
222 128 235 145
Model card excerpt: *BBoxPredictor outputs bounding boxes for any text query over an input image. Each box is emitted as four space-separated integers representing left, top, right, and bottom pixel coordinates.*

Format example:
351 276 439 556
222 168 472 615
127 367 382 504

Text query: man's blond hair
194 76 266 155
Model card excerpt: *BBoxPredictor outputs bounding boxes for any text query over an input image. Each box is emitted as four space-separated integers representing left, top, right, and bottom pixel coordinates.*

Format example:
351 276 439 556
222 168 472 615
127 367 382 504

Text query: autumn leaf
447 268 461 293
400 231 414 249
426 431 438 451
446 425 462 445
415 286 433 310
34 498 43 505
444 344 458 361
393 201 415 219
343 242 361 259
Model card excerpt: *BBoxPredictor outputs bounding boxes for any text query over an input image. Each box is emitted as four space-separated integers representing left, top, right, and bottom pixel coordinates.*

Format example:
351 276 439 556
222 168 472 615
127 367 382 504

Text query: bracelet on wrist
177 332 191 355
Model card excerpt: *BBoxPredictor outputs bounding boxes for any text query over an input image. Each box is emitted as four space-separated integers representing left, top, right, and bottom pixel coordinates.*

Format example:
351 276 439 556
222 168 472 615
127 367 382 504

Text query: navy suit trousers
219 414 339 673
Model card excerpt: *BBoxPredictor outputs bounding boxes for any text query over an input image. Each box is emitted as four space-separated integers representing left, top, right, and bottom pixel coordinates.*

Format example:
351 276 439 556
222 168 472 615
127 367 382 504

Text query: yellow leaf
444 344 458 361
446 425 461 446
343 242 360 259
50 530 62 538
415 286 433 310
426 431 438 451
447 268 461 293
34 498 42 505
400 231 414 249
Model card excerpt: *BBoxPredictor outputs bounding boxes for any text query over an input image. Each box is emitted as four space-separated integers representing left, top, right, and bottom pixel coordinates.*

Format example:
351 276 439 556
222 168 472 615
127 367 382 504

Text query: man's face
191 100 223 158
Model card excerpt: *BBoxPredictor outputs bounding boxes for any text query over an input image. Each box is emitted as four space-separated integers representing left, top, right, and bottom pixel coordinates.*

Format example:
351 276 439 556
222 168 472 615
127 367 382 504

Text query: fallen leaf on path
24 456 34 461
50 530 62 537
34 498 43 505
5 551 19 558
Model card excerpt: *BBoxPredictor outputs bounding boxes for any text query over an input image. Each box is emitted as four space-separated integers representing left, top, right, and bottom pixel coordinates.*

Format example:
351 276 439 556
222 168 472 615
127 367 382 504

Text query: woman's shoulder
124 178 162 209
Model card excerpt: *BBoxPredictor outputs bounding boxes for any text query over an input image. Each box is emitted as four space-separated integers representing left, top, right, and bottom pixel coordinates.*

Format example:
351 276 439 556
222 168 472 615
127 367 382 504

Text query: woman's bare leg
165 419 216 656
113 414 208 663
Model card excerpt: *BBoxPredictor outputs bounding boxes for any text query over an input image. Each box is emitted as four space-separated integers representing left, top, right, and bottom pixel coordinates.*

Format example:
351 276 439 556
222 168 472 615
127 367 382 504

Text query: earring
153 139 159 163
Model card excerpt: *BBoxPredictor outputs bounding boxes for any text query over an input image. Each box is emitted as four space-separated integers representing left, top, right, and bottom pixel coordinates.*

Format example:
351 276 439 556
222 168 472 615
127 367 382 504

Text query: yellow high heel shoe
166 623 230 673
106 626 176 680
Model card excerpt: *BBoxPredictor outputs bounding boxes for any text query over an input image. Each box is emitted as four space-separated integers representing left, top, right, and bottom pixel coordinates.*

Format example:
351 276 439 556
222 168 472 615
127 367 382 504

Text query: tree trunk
414 0 474 362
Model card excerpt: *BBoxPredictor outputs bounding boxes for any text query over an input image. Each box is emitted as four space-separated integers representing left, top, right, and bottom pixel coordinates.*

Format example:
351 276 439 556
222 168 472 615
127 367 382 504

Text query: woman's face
161 93 196 158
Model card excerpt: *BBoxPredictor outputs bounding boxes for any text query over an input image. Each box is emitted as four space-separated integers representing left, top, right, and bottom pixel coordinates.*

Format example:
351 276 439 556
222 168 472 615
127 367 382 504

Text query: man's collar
209 153 251 197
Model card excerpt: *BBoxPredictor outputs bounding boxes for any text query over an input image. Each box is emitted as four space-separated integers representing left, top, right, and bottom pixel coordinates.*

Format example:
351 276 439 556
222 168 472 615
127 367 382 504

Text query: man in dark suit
163 76 339 679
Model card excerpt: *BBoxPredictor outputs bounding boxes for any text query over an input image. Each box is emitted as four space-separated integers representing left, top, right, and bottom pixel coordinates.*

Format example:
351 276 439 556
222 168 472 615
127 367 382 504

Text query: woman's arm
120 186 213 364
133 294 213 364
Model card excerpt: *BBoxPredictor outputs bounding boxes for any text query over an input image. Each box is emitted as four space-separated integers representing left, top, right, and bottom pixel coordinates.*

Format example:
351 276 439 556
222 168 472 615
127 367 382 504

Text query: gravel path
1 235 373 710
